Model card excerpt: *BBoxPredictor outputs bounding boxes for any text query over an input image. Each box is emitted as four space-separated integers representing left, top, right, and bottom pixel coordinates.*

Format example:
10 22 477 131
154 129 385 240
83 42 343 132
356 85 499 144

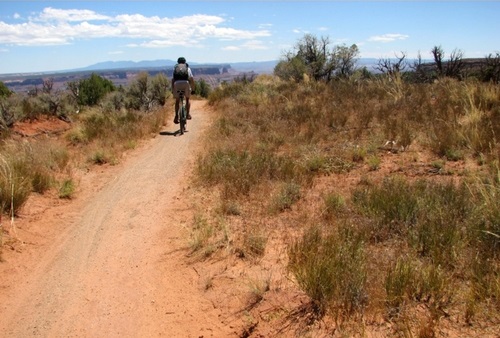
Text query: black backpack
173 63 189 81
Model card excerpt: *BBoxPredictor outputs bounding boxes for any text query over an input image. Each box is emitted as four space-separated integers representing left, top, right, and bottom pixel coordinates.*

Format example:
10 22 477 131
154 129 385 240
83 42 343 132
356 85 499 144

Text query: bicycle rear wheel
180 106 186 135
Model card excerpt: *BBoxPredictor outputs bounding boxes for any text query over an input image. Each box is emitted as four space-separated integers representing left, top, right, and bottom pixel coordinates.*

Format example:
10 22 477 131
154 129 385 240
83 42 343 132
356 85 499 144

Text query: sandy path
0 101 235 337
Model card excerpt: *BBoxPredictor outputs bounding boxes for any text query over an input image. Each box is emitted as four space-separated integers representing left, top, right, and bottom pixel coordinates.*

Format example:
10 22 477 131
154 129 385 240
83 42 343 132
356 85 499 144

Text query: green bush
68 73 115 107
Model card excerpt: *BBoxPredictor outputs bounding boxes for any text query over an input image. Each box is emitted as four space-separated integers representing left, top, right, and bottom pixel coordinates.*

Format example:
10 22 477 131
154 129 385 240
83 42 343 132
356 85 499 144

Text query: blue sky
0 1 499 74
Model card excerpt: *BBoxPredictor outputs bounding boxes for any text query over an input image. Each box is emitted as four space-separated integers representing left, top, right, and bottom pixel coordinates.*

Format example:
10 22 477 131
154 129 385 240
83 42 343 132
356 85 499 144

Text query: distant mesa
0 59 280 92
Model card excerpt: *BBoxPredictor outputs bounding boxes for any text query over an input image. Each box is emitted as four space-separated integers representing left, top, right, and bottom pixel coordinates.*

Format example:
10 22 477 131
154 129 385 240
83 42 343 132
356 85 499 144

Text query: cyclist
171 57 195 124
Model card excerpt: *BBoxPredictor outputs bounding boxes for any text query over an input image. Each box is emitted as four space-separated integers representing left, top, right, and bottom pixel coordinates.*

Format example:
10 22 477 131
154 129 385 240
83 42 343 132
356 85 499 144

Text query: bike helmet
177 57 186 64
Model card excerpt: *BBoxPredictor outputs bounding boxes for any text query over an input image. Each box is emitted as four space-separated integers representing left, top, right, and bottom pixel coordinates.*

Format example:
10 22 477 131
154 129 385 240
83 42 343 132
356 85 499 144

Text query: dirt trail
0 101 236 337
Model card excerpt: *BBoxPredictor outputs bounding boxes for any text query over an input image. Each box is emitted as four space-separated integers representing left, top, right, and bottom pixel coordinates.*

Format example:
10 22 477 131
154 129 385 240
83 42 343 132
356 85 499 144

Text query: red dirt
0 101 240 337
12 115 72 137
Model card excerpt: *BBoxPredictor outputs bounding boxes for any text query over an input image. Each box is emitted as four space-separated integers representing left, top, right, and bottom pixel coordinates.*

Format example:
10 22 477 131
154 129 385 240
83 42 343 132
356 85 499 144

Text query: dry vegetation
0 60 499 336
188 75 499 336
0 101 168 259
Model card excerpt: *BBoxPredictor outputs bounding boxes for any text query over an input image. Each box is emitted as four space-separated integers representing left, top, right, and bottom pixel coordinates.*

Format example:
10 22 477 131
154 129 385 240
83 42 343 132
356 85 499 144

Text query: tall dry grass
194 74 500 333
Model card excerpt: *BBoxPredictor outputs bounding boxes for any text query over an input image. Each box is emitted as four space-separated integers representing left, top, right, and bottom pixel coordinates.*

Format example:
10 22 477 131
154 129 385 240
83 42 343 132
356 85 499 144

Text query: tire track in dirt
0 101 236 337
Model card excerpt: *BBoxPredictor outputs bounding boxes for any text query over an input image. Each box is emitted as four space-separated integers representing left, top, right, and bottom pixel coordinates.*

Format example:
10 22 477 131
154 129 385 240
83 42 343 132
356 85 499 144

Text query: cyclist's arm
188 68 195 91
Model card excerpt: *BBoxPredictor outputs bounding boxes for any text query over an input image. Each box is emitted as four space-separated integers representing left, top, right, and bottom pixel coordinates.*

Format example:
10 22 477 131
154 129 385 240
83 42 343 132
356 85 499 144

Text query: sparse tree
431 45 464 79
331 44 360 79
42 78 54 94
481 52 500 83
446 48 464 78
376 52 408 79
431 45 445 76
295 34 330 81
408 51 430 83
274 34 359 82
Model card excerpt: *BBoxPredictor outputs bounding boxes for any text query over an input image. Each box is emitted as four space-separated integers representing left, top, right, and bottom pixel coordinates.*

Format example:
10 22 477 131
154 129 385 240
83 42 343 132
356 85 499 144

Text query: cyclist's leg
186 98 191 119
174 98 180 124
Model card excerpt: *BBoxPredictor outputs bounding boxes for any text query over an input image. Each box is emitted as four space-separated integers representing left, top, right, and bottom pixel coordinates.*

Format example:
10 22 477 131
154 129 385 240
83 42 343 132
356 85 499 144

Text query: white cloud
222 46 240 51
0 8 271 47
222 40 268 52
241 40 268 50
13 13 21 20
368 33 409 43
37 7 110 22
293 28 310 35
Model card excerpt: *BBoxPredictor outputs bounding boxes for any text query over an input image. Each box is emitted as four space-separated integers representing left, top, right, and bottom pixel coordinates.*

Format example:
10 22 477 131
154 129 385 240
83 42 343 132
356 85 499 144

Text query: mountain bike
173 80 191 135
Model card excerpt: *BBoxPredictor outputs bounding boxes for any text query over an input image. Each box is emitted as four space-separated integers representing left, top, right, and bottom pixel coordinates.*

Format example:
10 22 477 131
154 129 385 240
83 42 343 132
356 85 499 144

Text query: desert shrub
322 191 346 220
75 105 166 161
270 181 301 213
81 111 114 141
467 171 500 311
33 140 70 171
241 224 268 259
124 72 167 111
0 140 71 212
149 73 169 107
65 127 88 145
195 78 211 98
288 223 367 317
0 81 11 98
410 182 471 267
90 149 115 165
31 169 54 194
59 178 75 199
19 95 44 121
353 176 421 241
197 149 298 198
189 213 215 257
385 256 416 313
385 257 451 316
354 176 472 266
0 155 31 215
459 82 500 156
208 82 246 105
101 91 126 113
